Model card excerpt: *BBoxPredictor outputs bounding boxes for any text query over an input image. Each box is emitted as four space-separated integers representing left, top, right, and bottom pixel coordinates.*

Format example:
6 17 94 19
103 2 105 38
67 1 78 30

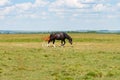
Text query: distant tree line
0 30 120 34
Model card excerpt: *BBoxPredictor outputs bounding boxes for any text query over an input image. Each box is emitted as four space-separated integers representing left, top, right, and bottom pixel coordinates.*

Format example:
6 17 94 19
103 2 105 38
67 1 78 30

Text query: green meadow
0 33 120 80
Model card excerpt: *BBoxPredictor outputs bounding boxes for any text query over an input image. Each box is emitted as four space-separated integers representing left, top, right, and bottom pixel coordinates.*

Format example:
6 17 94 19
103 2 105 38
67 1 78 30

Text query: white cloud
93 4 107 12
0 5 15 19
81 0 105 3
15 2 32 11
0 0 10 6
0 2 33 17
0 0 120 20
50 0 87 8
65 0 86 8
33 0 49 7
49 0 90 18
16 13 38 19
41 12 47 15
83 0 95 3
50 0 64 8
0 15 4 19
0 0 49 19
117 3 120 6
107 15 116 18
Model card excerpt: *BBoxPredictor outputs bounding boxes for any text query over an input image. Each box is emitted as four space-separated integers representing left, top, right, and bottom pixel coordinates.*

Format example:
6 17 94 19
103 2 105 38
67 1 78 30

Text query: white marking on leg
47 44 49 47
53 44 56 47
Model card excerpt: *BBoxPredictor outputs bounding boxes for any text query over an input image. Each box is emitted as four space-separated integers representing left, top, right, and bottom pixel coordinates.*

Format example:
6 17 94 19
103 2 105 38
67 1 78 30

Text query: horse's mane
63 32 72 40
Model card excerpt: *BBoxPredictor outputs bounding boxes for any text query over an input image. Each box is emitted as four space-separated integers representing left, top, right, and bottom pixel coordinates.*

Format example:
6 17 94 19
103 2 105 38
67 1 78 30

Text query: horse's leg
63 40 66 46
61 40 65 46
47 40 51 47
61 40 63 46
53 39 56 47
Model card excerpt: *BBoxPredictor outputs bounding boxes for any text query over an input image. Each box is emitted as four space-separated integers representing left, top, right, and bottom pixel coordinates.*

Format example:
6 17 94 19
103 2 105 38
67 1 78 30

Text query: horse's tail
42 36 50 41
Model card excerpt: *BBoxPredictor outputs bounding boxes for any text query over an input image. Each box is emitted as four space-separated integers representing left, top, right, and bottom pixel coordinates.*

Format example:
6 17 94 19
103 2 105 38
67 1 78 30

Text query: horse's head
64 33 72 45
69 37 72 45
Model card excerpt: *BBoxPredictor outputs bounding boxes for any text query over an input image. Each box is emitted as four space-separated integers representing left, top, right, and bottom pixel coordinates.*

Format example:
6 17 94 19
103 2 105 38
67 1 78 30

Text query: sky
0 0 120 31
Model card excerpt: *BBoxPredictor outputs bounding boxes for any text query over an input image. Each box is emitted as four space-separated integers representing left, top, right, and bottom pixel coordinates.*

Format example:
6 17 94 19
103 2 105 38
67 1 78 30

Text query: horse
47 32 72 47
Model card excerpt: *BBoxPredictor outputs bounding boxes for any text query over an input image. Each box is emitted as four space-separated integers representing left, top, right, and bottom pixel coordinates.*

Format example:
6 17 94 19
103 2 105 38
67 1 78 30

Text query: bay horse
47 32 72 47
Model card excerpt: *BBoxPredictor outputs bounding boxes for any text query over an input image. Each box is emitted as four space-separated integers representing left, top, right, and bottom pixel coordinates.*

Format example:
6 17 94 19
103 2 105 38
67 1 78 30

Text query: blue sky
0 0 120 31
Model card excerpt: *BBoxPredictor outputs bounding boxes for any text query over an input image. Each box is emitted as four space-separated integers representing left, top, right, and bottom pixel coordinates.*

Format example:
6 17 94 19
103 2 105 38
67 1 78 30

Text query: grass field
0 33 120 80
